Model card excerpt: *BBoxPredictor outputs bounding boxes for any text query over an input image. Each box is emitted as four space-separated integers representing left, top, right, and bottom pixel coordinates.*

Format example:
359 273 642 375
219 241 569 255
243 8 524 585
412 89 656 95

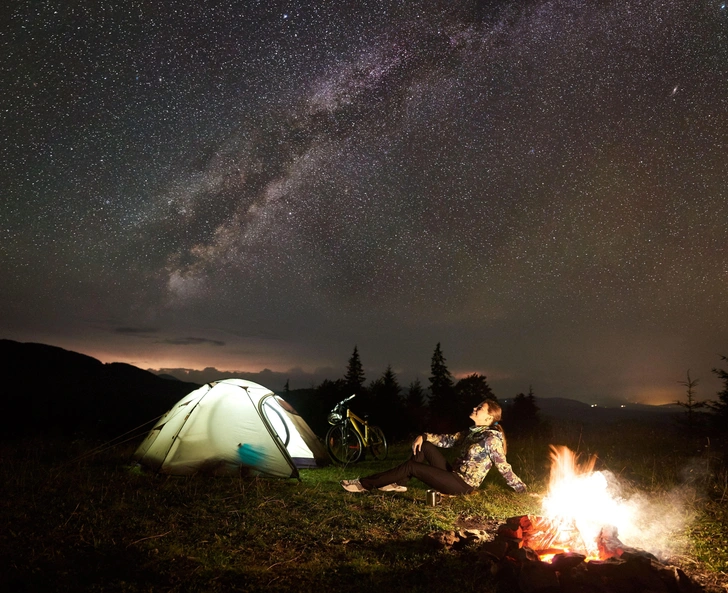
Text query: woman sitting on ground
341 399 527 494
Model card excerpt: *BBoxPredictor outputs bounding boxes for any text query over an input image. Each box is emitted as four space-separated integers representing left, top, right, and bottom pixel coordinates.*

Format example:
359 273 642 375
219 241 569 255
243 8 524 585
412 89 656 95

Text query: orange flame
547 445 597 490
535 445 632 561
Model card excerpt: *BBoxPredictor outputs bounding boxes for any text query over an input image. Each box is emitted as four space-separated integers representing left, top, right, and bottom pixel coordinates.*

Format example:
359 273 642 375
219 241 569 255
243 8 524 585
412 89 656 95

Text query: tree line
283 342 542 442
283 345 728 445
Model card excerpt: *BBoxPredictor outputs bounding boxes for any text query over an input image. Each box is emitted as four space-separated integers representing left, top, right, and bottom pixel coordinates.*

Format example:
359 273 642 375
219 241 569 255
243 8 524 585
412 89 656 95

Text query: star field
2 0 727 404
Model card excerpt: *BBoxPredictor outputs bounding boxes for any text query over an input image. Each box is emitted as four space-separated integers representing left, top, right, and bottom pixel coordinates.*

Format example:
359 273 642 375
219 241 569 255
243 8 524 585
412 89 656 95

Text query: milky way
2 0 727 403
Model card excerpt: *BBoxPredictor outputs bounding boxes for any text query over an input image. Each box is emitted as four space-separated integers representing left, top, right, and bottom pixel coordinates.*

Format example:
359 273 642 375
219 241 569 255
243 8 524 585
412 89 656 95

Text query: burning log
596 525 661 562
484 516 706 593
597 525 626 559
510 514 591 558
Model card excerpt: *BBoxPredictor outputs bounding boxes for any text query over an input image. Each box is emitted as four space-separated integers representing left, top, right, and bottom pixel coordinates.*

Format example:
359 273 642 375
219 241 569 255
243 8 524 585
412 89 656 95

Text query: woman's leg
359 442 446 486
359 442 473 495
416 441 451 471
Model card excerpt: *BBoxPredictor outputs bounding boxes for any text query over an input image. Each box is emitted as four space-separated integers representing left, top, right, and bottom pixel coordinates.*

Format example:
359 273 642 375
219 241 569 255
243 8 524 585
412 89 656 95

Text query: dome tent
133 379 327 478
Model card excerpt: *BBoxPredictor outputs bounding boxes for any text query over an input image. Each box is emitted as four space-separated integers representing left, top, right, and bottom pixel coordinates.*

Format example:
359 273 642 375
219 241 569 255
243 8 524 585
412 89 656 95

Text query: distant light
620 405 626 408
590 404 597 408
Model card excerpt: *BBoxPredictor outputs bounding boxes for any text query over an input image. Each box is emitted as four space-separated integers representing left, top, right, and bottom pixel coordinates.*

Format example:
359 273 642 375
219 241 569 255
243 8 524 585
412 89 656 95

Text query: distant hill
157 373 184 381
529 396 685 425
0 339 201 440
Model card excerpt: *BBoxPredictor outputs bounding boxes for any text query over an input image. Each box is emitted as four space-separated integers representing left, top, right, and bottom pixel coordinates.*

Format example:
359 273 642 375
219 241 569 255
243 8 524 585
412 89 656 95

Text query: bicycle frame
345 408 370 446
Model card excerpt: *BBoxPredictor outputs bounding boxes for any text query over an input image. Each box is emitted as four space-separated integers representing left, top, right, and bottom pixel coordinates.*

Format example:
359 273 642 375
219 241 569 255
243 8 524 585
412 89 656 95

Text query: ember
479 515 706 593
474 445 706 592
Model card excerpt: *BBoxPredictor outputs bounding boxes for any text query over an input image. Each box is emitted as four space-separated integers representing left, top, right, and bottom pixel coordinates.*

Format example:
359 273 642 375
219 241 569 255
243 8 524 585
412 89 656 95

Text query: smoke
601 471 698 561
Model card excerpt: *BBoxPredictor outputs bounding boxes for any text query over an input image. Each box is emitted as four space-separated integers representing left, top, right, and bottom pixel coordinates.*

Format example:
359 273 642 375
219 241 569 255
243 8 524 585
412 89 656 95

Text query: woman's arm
487 433 527 492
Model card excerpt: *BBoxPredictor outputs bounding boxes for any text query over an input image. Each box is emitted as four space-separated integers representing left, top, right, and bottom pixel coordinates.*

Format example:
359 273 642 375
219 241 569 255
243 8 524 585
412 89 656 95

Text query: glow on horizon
3 331 718 406
454 369 514 382
629 387 682 406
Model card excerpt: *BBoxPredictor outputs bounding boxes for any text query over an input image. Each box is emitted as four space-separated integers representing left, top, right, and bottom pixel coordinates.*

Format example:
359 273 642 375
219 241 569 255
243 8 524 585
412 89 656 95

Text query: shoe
378 483 407 492
341 479 367 493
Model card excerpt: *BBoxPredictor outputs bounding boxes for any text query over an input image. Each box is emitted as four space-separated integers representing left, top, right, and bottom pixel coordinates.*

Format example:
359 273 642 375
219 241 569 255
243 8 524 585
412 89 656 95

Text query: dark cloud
115 327 160 335
159 338 226 347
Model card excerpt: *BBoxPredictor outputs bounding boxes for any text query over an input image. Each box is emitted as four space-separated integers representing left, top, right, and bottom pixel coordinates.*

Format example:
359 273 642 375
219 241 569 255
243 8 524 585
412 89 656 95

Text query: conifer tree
676 370 706 434
708 355 728 434
380 364 401 399
344 345 365 395
406 378 425 408
506 385 541 436
311 378 348 436
428 343 457 431
404 378 428 436
454 373 495 420
429 342 454 397
368 364 404 439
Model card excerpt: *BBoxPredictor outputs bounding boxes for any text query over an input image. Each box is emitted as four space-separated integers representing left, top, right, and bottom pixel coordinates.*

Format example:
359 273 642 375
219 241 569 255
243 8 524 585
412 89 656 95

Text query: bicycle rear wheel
368 426 388 460
326 423 363 464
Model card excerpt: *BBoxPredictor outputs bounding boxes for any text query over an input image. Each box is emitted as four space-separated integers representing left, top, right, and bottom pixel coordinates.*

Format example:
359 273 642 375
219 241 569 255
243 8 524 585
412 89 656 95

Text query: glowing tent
133 378 327 478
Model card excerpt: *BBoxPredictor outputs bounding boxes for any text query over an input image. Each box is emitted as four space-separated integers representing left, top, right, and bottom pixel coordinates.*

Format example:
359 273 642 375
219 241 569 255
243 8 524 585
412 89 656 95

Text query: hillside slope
0 339 200 440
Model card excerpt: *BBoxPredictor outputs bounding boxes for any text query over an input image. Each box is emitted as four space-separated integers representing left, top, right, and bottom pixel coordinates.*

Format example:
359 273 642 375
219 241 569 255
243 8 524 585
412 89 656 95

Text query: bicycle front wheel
368 426 388 460
326 423 363 464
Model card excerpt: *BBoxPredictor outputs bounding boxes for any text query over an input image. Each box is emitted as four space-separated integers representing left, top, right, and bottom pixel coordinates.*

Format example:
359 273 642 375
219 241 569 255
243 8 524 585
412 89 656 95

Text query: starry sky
2 0 727 405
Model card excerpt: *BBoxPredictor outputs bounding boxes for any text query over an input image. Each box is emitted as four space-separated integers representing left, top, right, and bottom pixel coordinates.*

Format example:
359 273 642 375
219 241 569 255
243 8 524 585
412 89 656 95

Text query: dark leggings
359 441 474 495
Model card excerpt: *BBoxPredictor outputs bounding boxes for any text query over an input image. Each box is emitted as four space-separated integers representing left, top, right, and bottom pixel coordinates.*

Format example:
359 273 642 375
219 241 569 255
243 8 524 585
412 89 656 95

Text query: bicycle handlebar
331 394 356 412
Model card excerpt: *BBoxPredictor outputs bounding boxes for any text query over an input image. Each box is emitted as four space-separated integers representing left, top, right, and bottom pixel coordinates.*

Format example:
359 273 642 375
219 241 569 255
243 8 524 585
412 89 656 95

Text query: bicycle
325 394 388 464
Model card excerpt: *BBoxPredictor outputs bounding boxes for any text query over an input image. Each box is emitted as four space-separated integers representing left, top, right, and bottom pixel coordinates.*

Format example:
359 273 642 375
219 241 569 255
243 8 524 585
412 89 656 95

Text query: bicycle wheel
326 423 363 464
368 426 388 460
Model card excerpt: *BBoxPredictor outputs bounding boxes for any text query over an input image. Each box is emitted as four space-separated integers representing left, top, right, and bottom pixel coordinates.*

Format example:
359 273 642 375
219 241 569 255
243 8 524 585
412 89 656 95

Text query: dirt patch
453 515 502 533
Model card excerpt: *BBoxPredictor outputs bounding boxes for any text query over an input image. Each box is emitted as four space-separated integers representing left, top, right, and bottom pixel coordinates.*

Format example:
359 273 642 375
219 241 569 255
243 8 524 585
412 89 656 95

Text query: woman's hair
485 399 502 421
484 399 507 454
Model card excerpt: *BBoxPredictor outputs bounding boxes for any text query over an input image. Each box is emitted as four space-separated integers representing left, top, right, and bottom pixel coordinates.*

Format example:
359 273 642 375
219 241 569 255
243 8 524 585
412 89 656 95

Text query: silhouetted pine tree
428 343 457 432
676 370 707 435
311 378 349 437
505 386 541 437
344 346 366 395
368 364 405 440
454 373 496 422
406 378 426 408
404 378 428 436
708 355 728 436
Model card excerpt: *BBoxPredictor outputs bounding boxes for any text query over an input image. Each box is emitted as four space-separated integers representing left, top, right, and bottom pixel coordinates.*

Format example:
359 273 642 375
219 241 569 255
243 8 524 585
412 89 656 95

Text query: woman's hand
412 435 424 455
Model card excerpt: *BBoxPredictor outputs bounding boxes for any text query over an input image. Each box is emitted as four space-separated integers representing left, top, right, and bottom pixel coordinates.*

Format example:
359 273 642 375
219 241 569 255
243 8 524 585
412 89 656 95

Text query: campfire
477 445 705 592
527 445 637 561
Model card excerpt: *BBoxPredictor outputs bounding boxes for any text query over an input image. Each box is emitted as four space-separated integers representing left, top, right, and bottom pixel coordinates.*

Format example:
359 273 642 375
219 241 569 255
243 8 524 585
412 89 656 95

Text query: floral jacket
424 426 527 492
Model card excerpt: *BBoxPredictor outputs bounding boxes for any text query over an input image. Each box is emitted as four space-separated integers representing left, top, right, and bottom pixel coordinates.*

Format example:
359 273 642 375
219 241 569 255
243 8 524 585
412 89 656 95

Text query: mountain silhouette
0 339 200 440
530 396 684 424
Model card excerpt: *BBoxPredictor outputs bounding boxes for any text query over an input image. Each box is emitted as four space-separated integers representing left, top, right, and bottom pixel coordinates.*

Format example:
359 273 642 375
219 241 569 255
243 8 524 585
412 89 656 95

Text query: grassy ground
2 423 727 592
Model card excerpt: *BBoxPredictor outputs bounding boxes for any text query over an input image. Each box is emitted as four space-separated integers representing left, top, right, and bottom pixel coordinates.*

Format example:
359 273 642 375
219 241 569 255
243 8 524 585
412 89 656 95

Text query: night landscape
2 0 728 591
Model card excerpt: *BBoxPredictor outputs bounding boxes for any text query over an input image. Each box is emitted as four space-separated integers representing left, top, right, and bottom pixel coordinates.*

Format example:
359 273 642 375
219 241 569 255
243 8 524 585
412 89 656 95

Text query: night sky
2 0 727 405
